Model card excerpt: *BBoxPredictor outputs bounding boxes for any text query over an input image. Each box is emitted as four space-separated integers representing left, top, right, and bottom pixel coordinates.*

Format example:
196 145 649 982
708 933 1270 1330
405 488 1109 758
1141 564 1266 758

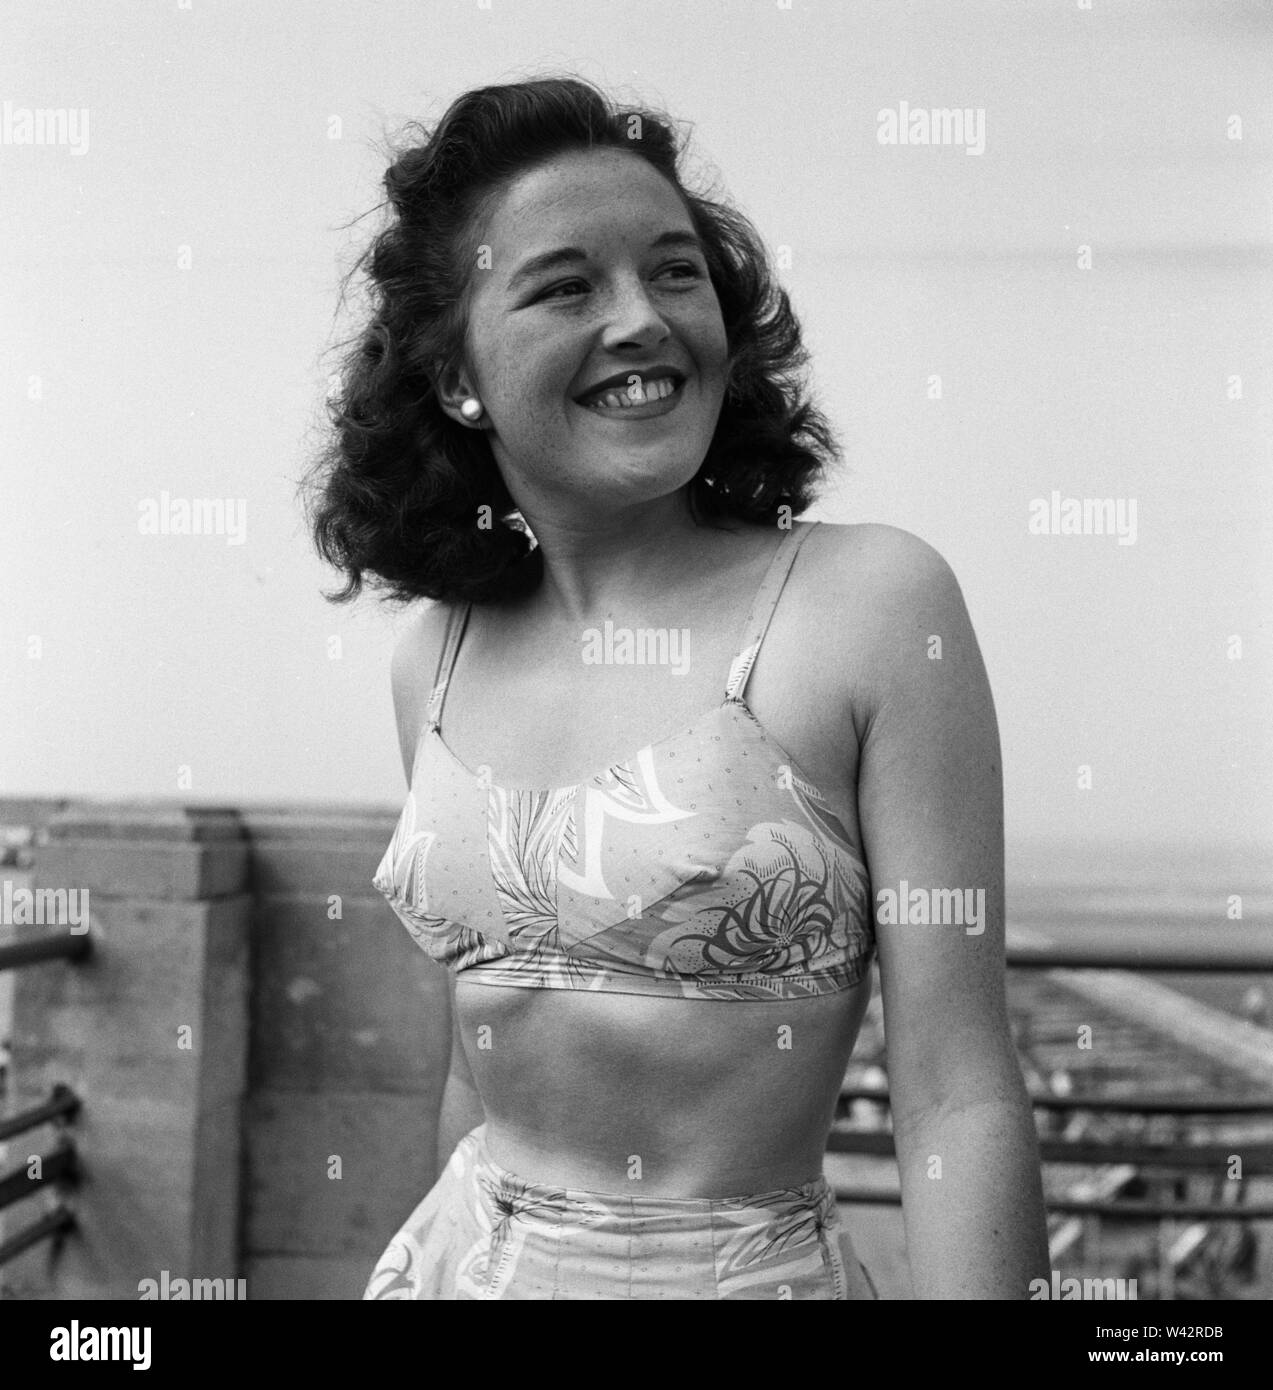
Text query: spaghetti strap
724 522 818 703
425 602 473 731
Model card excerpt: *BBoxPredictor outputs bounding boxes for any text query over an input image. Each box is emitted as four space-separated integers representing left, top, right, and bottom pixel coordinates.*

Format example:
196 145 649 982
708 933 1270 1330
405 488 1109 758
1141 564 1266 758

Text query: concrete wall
4 802 250 1298
239 807 448 1300
1 798 448 1300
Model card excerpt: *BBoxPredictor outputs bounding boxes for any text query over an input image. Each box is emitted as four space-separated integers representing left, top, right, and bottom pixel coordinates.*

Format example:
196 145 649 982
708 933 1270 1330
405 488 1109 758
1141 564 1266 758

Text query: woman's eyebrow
507 230 706 291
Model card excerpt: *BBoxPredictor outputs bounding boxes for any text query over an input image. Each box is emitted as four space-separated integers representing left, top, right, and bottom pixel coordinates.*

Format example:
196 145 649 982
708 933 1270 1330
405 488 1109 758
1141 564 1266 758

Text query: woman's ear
434 361 487 429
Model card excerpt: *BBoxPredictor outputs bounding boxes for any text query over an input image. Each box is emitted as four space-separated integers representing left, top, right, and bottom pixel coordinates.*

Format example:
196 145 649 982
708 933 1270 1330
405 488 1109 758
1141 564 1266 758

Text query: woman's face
454 147 730 519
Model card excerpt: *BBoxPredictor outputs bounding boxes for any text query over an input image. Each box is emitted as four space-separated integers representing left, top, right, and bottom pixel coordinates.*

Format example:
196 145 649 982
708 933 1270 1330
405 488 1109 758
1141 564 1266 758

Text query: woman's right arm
390 605 487 1180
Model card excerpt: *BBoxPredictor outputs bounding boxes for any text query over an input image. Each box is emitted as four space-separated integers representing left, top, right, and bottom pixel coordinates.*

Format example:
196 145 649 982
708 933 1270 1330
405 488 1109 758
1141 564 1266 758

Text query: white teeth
585 377 679 409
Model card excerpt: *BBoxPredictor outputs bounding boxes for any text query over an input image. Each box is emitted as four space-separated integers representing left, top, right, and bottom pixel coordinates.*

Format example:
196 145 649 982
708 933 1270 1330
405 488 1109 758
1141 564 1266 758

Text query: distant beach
1008 838 1273 1026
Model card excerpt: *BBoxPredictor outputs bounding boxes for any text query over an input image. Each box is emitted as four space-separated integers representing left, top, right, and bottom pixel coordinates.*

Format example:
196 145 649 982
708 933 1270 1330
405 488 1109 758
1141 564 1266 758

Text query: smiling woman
302 75 1049 1301
306 79 833 606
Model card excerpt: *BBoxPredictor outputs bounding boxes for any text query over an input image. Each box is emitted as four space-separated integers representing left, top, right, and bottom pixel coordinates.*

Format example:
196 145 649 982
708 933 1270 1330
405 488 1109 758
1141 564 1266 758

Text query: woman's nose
601 278 671 348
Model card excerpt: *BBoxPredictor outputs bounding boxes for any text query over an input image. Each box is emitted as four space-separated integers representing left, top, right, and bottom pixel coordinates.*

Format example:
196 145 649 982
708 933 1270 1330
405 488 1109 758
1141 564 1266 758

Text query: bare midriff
454 975 871 1198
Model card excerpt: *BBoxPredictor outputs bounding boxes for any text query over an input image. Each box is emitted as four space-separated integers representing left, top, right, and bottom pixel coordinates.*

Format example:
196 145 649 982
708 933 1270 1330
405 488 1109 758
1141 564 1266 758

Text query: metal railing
0 931 91 973
829 932 1273 1296
1004 937 1273 973
829 1087 1273 1219
0 924 90 1268
0 1086 82 1267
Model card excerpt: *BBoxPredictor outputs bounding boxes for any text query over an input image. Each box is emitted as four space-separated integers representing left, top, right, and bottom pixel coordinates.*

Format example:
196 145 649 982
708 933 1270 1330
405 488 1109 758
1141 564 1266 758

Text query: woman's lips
577 377 685 419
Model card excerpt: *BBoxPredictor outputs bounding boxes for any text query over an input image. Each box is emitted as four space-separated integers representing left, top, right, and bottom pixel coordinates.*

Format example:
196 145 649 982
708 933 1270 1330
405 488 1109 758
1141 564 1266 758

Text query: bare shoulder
801 521 959 599
798 521 981 709
388 601 453 782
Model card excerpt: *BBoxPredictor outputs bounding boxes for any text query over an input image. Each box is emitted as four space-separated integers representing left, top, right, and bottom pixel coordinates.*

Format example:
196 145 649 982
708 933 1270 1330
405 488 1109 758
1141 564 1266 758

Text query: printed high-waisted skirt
363 1125 878 1300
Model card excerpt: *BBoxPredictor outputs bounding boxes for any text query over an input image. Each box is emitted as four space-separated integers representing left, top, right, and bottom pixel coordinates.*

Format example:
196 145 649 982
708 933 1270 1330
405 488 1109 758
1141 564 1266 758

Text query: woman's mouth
575 375 685 418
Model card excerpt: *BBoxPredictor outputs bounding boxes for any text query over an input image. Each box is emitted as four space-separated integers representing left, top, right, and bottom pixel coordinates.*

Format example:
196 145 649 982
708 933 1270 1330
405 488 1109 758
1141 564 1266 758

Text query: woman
307 76 1049 1299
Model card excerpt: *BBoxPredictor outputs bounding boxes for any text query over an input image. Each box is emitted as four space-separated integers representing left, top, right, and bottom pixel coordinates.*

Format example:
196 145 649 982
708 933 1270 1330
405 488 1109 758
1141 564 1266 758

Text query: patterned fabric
372 521 876 1001
363 1126 878 1300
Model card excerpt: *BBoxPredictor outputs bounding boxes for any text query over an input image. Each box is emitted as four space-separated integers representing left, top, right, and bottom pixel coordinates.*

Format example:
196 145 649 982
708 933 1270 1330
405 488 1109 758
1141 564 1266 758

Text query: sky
2 0 1270 867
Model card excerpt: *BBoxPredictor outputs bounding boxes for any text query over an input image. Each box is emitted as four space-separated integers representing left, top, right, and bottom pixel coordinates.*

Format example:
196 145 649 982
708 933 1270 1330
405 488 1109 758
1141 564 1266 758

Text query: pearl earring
459 398 483 422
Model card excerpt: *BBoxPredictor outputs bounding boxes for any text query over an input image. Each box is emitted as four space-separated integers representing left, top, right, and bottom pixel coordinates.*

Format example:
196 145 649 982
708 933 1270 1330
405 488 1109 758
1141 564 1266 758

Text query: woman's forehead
484 148 691 243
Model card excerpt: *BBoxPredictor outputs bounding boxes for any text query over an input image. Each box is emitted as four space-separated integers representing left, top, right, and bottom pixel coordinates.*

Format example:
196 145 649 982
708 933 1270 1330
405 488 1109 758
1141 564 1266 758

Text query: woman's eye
536 280 588 301
533 264 704 304
660 262 704 280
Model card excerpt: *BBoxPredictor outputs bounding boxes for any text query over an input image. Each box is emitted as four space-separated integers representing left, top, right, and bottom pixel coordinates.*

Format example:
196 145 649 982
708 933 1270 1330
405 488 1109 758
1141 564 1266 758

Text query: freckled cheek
496 356 579 418
704 324 730 376
467 316 553 407
474 345 536 403
480 368 579 442
679 317 728 389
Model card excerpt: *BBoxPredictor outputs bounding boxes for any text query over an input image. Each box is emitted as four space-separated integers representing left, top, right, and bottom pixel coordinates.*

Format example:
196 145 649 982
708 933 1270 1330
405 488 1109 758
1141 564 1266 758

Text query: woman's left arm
851 527 1050 1298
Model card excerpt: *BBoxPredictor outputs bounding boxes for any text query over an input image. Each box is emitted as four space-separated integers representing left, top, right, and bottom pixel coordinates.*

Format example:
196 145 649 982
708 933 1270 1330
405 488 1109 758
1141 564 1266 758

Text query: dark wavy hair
304 76 840 605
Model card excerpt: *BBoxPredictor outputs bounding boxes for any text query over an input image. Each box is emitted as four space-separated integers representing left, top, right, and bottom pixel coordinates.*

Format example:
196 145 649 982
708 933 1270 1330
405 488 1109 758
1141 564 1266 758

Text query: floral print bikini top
373 522 875 1002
